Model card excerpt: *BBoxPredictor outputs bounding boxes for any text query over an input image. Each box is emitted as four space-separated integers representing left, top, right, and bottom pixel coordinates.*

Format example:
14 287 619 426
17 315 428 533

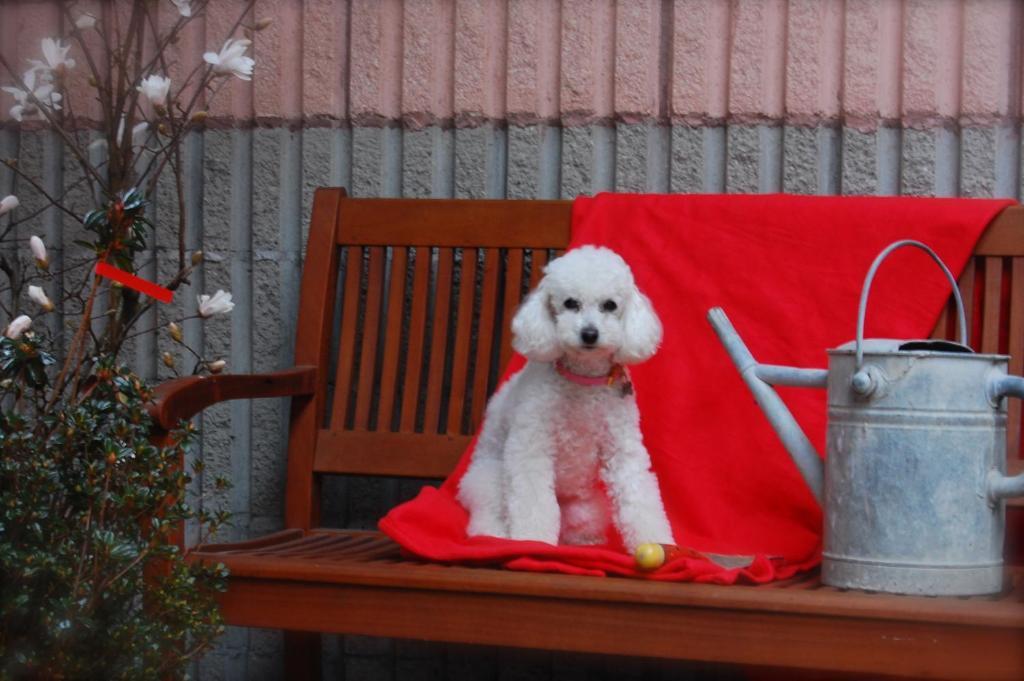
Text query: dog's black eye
601 300 617 312
563 298 581 311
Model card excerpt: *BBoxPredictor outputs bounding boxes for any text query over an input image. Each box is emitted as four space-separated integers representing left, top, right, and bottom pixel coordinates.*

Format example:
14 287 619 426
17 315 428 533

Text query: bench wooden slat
424 248 455 433
218 576 1024 681
194 530 1024 627
376 248 409 432
501 249 525 370
354 247 386 429
399 248 432 432
960 258 977 346
446 249 478 435
1010 258 1024 458
314 430 469 478
329 247 362 430
982 257 1003 355
531 248 550 289
336 198 573 248
471 249 502 428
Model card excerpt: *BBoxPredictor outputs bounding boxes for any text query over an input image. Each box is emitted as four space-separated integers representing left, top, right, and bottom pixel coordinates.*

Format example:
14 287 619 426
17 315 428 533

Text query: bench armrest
147 366 318 431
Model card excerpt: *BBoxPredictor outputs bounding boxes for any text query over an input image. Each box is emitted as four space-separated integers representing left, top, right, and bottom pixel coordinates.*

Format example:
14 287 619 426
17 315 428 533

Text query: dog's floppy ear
614 287 662 364
511 287 560 362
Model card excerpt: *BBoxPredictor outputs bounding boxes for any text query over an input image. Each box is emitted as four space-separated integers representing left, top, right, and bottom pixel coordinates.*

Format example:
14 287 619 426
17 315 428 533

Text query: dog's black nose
580 326 599 346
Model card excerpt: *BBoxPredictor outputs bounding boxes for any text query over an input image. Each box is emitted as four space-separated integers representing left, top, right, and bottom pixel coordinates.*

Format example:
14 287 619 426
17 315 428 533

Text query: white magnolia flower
197 290 234 317
137 74 171 107
29 235 48 269
28 285 54 312
203 38 254 80
75 13 97 30
207 359 227 374
2 68 61 121
5 315 32 339
0 195 18 216
171 0 192 17
29 38 76 73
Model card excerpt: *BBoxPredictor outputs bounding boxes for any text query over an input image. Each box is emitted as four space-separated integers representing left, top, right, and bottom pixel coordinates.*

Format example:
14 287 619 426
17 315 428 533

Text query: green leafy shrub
0 350 230 680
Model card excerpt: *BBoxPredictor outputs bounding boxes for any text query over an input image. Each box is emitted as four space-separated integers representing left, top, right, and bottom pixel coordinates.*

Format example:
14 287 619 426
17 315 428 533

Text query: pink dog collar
554 360 632 395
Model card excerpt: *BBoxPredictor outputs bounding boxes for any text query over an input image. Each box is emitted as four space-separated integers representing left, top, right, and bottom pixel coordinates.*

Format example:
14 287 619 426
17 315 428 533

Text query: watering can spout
707 307 827 504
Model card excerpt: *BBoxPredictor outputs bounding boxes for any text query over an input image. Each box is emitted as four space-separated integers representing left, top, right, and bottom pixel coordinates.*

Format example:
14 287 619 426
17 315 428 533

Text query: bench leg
284 630 321 681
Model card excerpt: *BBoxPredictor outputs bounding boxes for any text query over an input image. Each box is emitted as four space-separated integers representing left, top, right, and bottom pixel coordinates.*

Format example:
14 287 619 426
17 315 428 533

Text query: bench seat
188 528 1024 680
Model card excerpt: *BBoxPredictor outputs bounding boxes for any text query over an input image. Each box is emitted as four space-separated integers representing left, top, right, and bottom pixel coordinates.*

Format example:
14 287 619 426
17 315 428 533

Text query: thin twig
0 159 86 226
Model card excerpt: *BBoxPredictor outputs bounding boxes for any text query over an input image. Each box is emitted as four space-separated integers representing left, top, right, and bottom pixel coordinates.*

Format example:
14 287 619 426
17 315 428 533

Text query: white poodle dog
457 245 675 552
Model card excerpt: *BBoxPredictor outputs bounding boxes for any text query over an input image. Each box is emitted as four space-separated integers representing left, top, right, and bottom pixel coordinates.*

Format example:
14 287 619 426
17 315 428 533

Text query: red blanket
380 193 1013 583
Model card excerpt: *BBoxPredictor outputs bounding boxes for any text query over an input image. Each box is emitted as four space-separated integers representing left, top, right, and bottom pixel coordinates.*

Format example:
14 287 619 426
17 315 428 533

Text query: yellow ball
634 542 666 570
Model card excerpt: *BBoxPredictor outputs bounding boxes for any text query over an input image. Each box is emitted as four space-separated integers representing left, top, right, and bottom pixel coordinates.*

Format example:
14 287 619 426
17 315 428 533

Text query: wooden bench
150 189 1024 681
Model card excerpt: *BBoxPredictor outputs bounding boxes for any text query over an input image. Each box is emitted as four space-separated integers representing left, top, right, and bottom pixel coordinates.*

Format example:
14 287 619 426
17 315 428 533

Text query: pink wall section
1 0 1022 131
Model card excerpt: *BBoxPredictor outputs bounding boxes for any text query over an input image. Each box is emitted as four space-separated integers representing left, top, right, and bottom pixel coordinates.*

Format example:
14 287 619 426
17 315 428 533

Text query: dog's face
511 246 662 364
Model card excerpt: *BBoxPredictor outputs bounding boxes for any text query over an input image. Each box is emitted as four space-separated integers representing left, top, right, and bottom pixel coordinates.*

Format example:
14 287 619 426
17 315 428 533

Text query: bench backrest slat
399 251 432 432
1008 257 1024 458
288 190 1024 528
336 198 572 248
422 247 456 433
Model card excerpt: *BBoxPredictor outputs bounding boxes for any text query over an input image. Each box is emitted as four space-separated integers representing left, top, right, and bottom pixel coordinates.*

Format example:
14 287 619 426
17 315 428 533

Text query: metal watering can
707 240 1024 596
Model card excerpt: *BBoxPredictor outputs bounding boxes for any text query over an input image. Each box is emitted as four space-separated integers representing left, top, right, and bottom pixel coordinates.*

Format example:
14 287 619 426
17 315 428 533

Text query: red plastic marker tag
95 262 173 303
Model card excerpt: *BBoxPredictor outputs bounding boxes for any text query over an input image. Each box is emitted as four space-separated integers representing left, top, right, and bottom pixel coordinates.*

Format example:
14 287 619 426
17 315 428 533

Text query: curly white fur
457 246 675 552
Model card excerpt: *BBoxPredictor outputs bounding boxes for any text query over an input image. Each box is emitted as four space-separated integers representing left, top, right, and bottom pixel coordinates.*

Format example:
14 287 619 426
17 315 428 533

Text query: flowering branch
0 0 264 401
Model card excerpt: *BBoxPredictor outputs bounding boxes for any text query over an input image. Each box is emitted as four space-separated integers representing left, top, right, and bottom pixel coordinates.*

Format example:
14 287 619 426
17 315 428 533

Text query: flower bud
254 17 273 31
161 351 175 369
190 110 208 124
207 359 226 374
168 322 183 343
4 315 32 339
28 285 54 312
0 195 18 216
29 235 48 270
191 250 204 266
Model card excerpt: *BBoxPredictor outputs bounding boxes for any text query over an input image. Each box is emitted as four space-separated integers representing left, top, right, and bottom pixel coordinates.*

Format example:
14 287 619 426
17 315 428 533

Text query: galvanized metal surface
825 348 1010 595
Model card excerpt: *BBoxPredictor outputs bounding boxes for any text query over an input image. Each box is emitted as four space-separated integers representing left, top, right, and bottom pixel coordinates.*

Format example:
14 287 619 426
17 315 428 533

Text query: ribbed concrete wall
2 1 1023 679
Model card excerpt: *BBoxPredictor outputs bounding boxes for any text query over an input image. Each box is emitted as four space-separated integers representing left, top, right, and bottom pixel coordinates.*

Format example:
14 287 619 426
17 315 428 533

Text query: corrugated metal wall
2 0 1023 678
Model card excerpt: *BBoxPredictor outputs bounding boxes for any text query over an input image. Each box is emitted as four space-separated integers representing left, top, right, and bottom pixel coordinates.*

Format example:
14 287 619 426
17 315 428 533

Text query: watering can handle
987 375 1024 502
856 240 968 369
